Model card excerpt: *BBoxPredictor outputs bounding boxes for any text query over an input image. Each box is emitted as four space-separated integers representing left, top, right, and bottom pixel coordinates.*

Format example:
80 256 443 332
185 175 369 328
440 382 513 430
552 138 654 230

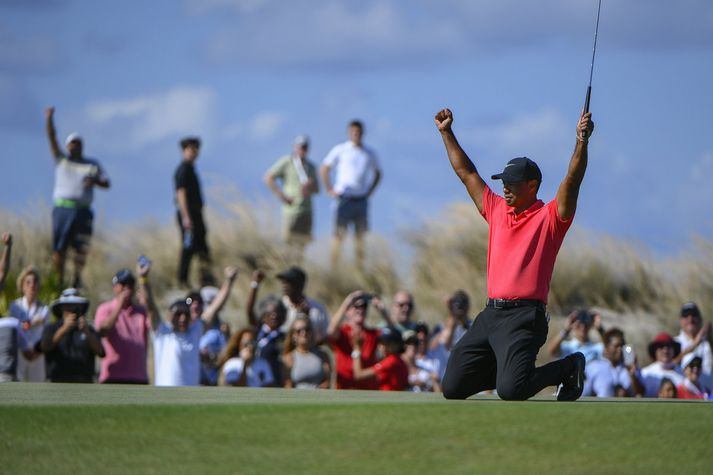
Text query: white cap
294 135 309 146
65 132 82 146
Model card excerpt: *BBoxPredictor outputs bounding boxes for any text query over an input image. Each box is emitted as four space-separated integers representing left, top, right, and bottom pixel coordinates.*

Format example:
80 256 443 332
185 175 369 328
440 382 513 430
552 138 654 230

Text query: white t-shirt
583 358 632 397
53 155 107 205
675 330 713 388
9 297 49 346
640 361 684 397
152 320 202 387
322 140 380 197
222 357 275 387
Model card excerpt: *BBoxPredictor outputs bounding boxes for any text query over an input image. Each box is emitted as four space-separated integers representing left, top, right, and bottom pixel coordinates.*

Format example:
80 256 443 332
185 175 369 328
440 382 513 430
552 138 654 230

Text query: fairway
1 384 710 475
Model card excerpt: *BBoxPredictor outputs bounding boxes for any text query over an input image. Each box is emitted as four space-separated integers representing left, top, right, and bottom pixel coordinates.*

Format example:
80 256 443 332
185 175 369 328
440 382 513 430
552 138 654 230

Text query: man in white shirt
320 120 381 269
673 302 713 389
45 107 110 288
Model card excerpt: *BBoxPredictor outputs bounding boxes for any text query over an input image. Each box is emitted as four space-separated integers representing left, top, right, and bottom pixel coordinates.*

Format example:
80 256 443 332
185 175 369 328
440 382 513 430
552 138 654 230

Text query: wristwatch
351 350 361 359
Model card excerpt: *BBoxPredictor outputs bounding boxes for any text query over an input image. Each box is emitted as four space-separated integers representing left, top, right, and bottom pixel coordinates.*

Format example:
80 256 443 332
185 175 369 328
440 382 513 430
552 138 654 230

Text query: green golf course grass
1 384 710 475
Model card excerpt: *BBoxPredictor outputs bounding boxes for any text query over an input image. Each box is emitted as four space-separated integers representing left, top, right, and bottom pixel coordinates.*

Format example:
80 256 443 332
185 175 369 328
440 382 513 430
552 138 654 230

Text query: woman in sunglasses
218 328 275 387
283 316 331 389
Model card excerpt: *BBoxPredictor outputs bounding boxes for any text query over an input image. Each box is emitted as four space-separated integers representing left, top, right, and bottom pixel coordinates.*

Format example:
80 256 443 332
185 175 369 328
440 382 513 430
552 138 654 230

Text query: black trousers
177 211 211 284
442 304 571 401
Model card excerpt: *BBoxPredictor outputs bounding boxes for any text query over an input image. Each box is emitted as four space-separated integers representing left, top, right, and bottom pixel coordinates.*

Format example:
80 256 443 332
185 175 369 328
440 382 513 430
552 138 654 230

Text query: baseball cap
681 353 703 370
681 302 701 318
491 157 542 183
112 268 136 286
379 326 404 346
276 266 307 289
65 132 82 146
294 135 309 146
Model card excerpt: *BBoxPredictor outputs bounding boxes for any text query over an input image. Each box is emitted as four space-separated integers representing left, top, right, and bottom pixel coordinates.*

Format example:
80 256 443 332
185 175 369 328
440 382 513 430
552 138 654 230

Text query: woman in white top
9 266 48 382
282 316 331 389
218 328 274 387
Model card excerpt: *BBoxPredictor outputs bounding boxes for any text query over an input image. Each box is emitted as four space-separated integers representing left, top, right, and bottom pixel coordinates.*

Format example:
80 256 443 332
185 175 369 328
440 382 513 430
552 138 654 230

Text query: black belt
487 298 545 310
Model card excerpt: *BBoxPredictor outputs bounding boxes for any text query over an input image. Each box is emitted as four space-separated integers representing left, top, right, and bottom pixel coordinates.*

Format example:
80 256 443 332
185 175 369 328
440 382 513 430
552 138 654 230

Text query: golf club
582 0 602 138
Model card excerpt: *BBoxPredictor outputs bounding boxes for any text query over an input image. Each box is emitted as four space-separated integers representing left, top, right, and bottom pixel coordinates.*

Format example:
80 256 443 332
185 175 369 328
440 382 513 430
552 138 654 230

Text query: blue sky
2 0 712 256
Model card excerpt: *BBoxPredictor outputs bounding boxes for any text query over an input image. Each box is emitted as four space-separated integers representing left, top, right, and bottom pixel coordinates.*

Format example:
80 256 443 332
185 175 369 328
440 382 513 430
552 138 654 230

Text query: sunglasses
396 302 413 308
294 327 310 334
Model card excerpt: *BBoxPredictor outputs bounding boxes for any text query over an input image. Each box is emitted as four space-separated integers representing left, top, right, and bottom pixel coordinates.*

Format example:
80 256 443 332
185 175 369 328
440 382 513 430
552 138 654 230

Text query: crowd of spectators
0 233 711 399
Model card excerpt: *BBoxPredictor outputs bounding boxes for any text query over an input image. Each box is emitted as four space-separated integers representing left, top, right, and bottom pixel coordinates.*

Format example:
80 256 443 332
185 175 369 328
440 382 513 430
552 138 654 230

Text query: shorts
52 206 93 253
335 196 368 235
285 211 313 240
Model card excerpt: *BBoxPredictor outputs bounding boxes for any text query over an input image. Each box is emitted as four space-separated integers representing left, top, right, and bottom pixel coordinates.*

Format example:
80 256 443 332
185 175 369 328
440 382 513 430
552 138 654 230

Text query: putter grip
581 86 592 139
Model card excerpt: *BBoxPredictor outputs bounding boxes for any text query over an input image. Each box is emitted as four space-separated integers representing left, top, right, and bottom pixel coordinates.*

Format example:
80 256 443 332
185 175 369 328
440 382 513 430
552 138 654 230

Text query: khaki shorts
285 212 312 241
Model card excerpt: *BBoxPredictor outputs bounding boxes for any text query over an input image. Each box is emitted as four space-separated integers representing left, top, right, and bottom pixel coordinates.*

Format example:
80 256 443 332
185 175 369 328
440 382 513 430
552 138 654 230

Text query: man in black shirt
41 288 104 383
175 137 215 287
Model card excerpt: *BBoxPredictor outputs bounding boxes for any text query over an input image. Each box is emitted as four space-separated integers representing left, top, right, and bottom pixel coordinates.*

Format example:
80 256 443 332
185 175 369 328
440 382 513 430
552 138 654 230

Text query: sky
1 0 712 257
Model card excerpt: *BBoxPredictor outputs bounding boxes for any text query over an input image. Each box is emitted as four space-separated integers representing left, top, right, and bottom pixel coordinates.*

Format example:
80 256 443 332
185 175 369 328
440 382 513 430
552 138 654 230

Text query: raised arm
327 290 363 341
435 108 487 214
136 262 161 331
556 112 594 220
0 233 11 292
246 270 265 328
202 266 238 326
45 107 62 160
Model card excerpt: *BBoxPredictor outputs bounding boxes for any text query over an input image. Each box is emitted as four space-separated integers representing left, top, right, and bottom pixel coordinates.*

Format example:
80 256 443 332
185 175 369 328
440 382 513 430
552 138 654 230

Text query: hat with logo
491 157 542 183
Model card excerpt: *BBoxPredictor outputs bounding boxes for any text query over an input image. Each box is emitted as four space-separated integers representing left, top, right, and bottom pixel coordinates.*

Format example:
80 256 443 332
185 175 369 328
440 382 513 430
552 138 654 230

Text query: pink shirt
482 186 573 303
95 300 150 383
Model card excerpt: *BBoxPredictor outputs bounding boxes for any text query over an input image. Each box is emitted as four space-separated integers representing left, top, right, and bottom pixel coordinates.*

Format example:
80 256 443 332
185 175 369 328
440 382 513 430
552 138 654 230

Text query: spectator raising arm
45 107 62 160
0 232 11 291
327 290 364 341
136 262 161 332
246 269 265 328
202 266 238 327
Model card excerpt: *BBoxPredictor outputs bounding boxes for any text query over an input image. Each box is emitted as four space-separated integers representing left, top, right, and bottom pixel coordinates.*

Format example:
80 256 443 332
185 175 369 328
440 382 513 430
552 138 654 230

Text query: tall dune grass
1 193 711 358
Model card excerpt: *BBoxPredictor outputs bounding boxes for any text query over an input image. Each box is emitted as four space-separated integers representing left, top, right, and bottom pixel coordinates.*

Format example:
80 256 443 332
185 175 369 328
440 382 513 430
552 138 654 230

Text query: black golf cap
491 157 542 183
681 302 701 317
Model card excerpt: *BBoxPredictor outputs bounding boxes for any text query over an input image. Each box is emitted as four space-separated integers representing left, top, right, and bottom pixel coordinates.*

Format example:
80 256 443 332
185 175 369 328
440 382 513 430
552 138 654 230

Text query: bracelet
250 281 259 289
351 350 361 359
139 276 148 285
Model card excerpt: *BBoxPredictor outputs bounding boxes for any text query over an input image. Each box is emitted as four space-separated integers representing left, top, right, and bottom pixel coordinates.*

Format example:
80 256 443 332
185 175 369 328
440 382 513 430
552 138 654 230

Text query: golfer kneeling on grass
435 108 594 401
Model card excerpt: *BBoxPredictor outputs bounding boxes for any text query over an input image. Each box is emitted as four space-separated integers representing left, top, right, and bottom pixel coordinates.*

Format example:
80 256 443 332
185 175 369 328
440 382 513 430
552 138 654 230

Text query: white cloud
249 111 286 141
85 86 217 148
471 108 570 165
197 0 713 70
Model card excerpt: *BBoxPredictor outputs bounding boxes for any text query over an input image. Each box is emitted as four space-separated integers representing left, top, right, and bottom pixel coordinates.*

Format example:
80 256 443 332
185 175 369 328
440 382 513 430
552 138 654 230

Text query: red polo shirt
331 325 379 390
482 185 573 303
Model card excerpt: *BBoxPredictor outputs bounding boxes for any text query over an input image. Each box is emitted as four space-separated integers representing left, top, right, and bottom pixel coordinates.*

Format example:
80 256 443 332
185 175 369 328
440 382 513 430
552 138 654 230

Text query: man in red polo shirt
434 107 594 401
327 291 380 390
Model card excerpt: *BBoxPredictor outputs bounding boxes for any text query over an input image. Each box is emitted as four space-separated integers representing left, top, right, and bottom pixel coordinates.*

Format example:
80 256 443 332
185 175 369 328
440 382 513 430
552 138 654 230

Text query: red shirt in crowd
481 186 573 303
332 325 379 390
373 354 409 391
